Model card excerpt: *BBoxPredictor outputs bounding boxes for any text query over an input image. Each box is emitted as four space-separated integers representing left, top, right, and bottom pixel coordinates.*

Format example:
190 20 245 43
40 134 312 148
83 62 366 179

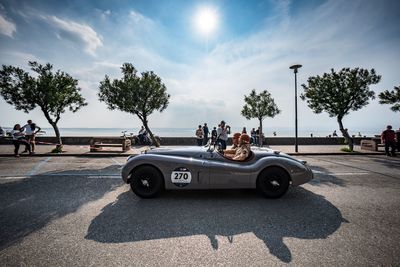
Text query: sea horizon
1 126 384 138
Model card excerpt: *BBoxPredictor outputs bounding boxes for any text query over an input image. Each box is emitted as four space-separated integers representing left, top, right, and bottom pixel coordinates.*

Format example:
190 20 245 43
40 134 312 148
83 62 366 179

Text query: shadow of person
85 187 346 263
0 165 122 250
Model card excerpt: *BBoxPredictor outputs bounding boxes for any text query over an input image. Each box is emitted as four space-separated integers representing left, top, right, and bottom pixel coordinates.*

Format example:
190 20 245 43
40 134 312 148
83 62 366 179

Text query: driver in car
224 132 241 157
225 134 251 161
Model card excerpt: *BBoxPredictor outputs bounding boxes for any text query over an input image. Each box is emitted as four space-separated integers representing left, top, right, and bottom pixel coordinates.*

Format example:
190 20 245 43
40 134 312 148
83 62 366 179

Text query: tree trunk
259 119 263 147
51 123 62 145
42 109 62 148
143 120 160 147
337 117 353 152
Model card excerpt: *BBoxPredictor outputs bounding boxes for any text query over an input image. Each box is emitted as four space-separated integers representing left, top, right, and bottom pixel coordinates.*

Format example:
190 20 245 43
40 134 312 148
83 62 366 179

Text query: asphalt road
0 155 399 266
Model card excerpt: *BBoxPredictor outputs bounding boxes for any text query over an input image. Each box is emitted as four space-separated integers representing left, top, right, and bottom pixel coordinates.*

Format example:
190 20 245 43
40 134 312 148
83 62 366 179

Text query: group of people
8 120 41 157
195 121 232 148
195 122 265 148
381 125 400 157
195 120 251 161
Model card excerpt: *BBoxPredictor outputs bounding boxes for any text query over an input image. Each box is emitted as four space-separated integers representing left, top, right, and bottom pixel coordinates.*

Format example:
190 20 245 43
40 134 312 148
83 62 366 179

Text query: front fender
247 156 313 186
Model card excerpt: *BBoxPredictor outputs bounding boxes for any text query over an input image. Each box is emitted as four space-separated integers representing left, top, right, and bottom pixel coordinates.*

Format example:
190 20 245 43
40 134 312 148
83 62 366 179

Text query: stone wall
0 136 372 146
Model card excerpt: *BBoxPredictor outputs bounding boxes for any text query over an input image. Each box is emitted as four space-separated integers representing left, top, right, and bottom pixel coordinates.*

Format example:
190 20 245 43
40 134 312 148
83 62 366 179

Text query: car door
206 151 251 189
164 155 210 190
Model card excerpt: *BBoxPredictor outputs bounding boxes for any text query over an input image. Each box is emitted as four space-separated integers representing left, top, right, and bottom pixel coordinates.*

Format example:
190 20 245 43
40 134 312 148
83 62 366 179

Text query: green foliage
98 63 170 147
378 85 400 112
0 61 87 145
340 147 352 152
300 68 381 119
241 89 281 121
301 67 381 152
51 145 63 153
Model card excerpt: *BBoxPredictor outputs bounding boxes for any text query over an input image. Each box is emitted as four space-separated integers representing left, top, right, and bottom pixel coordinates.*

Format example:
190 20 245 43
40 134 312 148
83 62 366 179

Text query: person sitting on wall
223 133 241 157
225 134 251 161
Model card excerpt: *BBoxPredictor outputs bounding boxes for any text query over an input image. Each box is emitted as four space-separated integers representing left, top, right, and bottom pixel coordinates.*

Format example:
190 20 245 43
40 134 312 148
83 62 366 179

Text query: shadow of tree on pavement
0 165 122 250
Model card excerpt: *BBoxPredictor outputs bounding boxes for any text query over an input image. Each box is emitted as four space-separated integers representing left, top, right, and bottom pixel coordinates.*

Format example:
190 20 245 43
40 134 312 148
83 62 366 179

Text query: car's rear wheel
256 167 290 198
130 166 164 198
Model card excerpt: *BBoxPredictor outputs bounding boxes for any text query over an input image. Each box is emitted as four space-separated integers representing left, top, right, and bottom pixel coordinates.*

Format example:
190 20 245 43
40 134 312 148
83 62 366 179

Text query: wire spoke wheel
130 166 164 198
257 167 290 198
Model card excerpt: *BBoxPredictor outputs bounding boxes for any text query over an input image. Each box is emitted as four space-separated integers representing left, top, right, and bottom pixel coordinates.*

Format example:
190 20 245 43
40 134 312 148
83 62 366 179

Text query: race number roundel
171 167 192 187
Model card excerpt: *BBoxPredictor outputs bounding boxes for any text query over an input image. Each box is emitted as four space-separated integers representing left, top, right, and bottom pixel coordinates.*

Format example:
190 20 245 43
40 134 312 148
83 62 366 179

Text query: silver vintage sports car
122 146 313 198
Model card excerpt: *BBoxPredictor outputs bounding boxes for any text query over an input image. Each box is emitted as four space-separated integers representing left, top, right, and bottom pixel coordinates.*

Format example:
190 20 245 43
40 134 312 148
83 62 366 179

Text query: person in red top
381 125 396 157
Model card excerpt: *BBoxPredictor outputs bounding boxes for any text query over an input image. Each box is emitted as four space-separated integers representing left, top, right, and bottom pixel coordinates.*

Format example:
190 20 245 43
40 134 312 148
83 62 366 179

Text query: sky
0 0 399 134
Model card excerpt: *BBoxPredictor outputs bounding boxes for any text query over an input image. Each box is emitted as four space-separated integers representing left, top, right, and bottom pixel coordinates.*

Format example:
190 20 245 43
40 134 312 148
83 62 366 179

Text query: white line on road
27 157 52 176
110 157 124 166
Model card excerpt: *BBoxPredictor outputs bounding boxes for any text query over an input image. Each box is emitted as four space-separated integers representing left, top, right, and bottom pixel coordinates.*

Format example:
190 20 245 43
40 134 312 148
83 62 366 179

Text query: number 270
174 172 188 180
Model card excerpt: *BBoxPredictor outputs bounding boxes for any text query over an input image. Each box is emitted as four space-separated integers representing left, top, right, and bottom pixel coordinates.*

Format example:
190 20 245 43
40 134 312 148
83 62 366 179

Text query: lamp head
289 64 302 73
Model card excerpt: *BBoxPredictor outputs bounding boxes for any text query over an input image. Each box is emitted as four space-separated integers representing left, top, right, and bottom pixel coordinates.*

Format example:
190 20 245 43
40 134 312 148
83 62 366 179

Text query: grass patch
340 147 353 152
50 144 63 153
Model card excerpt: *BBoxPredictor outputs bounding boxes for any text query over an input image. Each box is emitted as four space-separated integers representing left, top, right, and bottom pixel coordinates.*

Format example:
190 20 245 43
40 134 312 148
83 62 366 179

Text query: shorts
25 135 35 142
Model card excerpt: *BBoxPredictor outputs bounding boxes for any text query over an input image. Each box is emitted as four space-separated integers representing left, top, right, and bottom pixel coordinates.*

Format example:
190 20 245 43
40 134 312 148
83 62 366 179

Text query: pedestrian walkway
0 144 385 157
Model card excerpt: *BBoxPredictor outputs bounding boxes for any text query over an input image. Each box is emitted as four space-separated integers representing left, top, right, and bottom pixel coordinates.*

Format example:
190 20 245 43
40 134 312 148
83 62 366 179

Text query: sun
194 7 218 35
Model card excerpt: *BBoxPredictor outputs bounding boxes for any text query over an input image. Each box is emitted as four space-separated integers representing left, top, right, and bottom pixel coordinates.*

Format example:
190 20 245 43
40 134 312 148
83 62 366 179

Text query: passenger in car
223 133 241 157
233 134 251 161
225 134 251 161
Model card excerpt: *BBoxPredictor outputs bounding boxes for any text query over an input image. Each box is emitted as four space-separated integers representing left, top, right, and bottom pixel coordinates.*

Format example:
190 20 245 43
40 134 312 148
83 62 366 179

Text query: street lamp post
289 64 302 153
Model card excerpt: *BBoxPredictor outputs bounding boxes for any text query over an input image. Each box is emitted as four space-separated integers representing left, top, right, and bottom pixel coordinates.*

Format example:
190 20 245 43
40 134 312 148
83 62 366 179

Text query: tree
301 68 381 151
379 85 400 112
98 63 169 147
0 61 87 148
241 89 281 147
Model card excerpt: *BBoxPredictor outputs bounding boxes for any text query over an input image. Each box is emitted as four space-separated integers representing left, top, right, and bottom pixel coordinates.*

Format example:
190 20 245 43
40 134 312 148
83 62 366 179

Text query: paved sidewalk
0 144 386 157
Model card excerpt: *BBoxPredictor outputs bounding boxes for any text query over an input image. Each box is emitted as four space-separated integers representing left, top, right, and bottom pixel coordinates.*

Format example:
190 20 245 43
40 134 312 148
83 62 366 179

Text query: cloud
146 0 400 129
43 15 103 56
0 13 16 37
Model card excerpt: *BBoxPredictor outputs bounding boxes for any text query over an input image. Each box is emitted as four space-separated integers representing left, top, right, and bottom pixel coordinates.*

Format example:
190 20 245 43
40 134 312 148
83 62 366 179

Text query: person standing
211 127 217 145
381 125 396 157
195 125 204 146
250 128 256 145
0 125 4 137
202 123 209 145
242 127 247 134
22 120 41 153
217 120 230 149
11 124 31 157
138 126 146 144
396 127 400 152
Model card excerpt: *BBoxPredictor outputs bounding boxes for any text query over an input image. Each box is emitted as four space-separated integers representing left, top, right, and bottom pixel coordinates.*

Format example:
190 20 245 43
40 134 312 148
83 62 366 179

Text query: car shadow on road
308 165 346 187
85 187 347 263
0 165 122 251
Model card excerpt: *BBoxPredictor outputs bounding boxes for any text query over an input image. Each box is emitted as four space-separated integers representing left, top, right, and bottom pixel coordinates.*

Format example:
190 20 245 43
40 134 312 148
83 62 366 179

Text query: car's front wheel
130 166 164 198
256 167 290 198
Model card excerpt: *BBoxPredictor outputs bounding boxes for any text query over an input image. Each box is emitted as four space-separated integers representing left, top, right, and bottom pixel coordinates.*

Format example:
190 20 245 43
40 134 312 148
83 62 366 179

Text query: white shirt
217 127 228 141
23 124 34 135
11 130 25 140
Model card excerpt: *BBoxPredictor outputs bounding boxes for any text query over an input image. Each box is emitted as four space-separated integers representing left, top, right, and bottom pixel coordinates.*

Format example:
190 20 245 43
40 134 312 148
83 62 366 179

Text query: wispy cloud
0 13 16 38
151 0 400 128
42 15 103 56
